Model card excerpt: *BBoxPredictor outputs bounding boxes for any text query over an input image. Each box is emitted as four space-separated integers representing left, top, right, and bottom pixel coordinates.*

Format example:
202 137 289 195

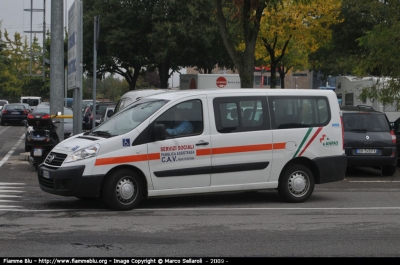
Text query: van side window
155 99 203 138
269 96 330 129
214 96 270 133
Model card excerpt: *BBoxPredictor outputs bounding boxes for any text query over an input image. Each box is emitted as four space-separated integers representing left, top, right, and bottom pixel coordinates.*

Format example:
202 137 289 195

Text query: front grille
45 152 68 166
39 176 54 189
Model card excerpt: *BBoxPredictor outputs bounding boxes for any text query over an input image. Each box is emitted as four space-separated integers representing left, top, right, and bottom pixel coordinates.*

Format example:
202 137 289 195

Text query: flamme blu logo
320 134 338 146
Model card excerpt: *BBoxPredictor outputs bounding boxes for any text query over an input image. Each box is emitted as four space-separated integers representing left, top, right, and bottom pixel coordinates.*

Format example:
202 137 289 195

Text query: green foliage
82 75 129 102
82 0 233 90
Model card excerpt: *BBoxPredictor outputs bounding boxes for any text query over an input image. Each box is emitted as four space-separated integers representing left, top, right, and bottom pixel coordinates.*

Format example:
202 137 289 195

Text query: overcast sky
0 0 73 40
0 0 181 87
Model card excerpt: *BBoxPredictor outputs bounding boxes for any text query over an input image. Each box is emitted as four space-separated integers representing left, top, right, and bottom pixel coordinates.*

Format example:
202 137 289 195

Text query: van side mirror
153 124 166 141
107 109 114 118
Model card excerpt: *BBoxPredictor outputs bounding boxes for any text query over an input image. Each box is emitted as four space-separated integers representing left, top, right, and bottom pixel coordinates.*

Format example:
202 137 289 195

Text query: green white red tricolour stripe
293 127 323 158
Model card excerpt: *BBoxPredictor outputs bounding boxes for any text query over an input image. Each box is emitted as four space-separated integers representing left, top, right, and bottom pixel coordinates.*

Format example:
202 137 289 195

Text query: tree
0 29 29 97
215 0 271 88
82 0 155 90
309 0 378 78
354 0 400 109
149 0 235 87
255 0 342 88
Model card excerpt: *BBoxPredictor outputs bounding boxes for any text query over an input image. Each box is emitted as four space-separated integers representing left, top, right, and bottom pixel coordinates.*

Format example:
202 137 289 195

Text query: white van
37 89 346 211
113 89 167 114
20 96 42 112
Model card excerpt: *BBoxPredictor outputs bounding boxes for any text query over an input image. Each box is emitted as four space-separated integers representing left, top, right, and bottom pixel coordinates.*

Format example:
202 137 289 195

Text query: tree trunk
158 58 171 89
278 66 285 88
215 0 265 89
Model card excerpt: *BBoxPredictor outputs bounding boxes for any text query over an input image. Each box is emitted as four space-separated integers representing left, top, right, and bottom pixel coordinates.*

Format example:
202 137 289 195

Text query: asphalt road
1 125 400 258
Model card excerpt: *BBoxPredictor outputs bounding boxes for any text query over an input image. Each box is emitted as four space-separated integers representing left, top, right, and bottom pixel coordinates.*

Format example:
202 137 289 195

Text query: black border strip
153 162 269 177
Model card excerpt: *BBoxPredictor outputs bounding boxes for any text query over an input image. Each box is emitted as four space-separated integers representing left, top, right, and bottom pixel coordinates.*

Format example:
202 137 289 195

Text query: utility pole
50 1 64 141
93 16 100 129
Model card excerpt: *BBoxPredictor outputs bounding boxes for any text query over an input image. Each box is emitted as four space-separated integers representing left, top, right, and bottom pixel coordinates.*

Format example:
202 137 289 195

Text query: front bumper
37 164 104 197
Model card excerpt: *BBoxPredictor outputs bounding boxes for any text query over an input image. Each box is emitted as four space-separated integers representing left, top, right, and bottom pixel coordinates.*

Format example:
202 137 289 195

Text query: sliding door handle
196 141 209 146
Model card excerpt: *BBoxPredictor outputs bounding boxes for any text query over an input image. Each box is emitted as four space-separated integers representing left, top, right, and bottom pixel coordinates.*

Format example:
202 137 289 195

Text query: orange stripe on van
95 152 160 166
196 149 212 156
96 143 287 165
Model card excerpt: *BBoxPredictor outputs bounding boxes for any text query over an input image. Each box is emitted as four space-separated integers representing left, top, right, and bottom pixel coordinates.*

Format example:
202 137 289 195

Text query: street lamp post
295 77 298 89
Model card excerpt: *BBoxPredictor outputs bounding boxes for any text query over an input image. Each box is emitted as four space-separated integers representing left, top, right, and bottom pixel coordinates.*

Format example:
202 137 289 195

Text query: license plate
11 112 19 114
33 148 43 157
42 170 50 179
356 149 378 154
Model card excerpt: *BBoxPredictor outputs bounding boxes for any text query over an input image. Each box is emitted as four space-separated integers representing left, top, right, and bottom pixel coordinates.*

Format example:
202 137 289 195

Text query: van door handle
196 141 209 146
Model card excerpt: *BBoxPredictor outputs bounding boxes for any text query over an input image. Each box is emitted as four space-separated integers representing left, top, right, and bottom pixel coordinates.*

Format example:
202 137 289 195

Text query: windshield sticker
122 139 130 147
320 135 338 146
160 145 195 162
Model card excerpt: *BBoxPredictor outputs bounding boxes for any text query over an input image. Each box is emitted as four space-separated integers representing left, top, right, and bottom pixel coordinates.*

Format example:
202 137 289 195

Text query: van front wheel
102 169 144 211
278 164 314 203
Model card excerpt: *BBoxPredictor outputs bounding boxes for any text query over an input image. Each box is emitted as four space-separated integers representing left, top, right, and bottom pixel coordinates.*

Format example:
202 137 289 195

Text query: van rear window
269 96 330 129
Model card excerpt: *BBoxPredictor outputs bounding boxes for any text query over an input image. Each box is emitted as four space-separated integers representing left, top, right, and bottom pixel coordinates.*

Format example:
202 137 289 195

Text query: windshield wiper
90 130 114 138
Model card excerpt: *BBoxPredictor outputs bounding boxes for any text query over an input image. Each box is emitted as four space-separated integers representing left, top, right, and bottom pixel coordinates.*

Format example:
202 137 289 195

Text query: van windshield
89 98 168 137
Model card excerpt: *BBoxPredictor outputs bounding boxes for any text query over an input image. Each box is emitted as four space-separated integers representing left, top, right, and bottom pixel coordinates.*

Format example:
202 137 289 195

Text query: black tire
278 164 314 203
102 169 144 211
0 119 4 126
382 165 396 176
25 139 31 152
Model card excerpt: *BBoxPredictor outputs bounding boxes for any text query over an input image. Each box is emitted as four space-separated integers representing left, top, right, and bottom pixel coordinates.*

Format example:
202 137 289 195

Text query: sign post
68 0 83 134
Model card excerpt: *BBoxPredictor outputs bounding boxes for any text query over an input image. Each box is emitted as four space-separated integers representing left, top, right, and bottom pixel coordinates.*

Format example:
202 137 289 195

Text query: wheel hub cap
288 171 309 197
116 177 136 204
293 177 306 192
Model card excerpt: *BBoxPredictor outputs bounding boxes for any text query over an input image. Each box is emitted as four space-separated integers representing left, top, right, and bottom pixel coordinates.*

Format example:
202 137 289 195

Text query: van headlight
64 144 100 163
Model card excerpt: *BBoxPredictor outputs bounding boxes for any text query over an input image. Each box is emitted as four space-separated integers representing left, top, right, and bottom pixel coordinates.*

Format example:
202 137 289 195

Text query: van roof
121 89 167 98
145 88 336 101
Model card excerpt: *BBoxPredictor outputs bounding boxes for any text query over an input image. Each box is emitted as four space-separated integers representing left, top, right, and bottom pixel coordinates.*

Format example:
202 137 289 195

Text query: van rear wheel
102 169 144 211
278 164 314 203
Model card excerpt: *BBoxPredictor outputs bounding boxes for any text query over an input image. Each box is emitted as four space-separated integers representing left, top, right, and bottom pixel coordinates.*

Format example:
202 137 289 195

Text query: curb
19 152 30 161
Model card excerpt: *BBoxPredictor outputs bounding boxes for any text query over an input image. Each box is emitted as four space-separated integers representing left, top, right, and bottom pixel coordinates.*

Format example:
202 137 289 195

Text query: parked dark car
1 103 29 126
390 117 400 162
82 102 116 130
24 107 73 151
341 106 397 176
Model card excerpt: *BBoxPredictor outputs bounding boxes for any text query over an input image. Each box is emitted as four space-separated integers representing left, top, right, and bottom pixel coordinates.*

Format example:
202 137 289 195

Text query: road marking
0 183 26 185
0 200 20 203
349 181 400 183
0 133 25 168
0 190 24 193
0 126 10 135
3 206 400 212
0 205 22 208
0 195 22 198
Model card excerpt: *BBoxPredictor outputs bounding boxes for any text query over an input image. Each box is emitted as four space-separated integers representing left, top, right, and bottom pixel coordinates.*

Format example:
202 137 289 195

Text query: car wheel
382 165 396 176
102 169 144 211
278 164 314 203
